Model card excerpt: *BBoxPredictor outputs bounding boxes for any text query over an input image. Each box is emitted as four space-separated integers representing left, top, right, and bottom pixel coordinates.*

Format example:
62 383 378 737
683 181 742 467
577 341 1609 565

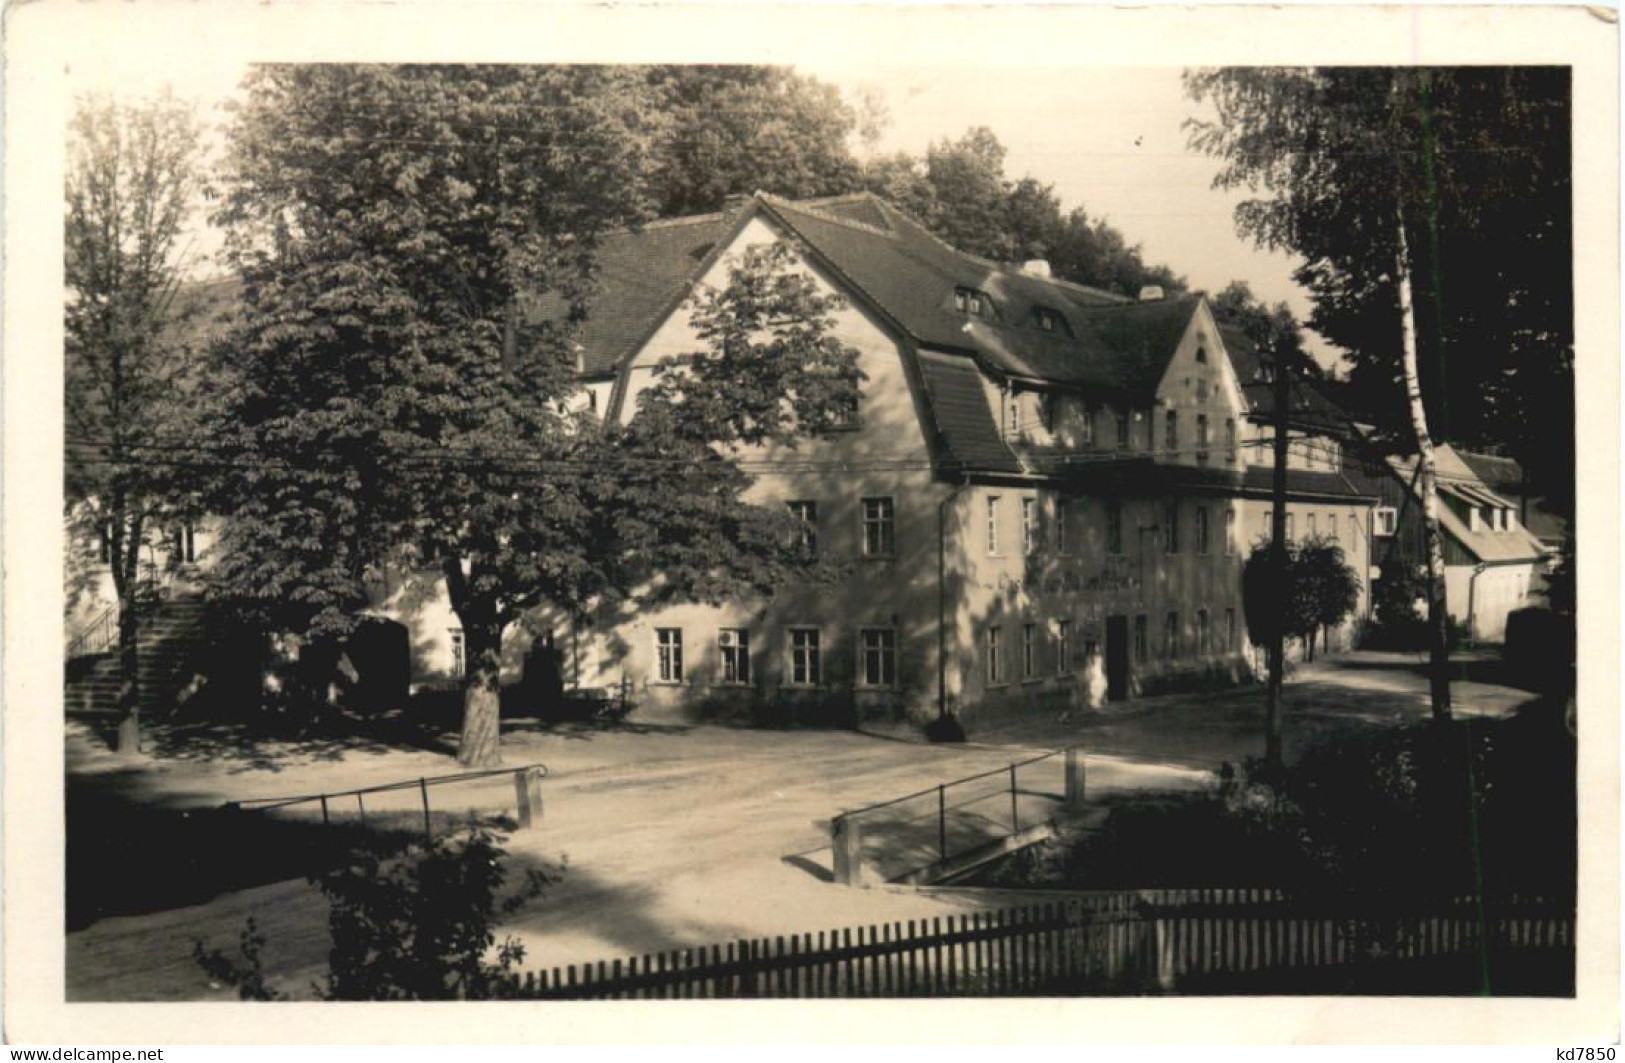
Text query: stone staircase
65 596 212 717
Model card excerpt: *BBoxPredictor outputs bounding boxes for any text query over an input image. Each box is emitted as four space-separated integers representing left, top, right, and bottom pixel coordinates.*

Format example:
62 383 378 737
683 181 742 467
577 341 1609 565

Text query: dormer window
1195 345 1208 364
1030 306 1071 336
955 286 993 318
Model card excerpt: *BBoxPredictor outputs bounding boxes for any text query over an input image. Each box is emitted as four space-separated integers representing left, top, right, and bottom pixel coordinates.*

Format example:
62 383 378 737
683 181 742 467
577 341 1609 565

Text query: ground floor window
1196 609 1210 656
1056 620 1073 676
1134 614 1148 663
656 627 684 683
987 626 1004 685
1022 623 1038 679
1164 612 1179 658
718 628 750 684
789 628 821 686
859 628 896 687
1226 607 1237 650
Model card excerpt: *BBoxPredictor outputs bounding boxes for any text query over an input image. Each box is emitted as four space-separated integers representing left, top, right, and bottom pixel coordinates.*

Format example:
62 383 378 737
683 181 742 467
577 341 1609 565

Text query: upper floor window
1039 394 1057 434
1056 500 1072 556
718 629 751 684
861 497 895 558
1164 502 1180 554
1030 306 1071 336
1225 418 1237 461
1106 502 1124 555
1005 389 1021 440
829 391 860 429
1080 406 1096 446
1328 513 1339 541
1195 506 1211 555
1224 509 1238 556
986 495 1002 556
1196 414 1210 466
1022 498 1039 555
955 286 993 317
787 500 818 557
1195 344 1208 364
1375 506 1398 537
172 521 197 565
1165 410 1179 454
1306 512 1318 539
1117 411 1131 449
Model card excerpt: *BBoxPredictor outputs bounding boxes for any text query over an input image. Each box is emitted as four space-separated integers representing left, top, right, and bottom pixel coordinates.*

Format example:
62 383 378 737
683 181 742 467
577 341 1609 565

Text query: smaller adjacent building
1348 443 1549 643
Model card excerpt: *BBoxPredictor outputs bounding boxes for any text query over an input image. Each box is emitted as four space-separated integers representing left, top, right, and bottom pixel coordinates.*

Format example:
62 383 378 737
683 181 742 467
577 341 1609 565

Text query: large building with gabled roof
530 192 1379 728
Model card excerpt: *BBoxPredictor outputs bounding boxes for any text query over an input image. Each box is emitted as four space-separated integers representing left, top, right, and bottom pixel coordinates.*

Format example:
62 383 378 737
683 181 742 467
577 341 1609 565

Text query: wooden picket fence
501 889 1573 999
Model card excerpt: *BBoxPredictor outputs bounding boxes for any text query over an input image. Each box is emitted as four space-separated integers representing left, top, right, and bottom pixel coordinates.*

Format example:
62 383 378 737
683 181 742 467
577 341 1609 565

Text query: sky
68 57 1341 368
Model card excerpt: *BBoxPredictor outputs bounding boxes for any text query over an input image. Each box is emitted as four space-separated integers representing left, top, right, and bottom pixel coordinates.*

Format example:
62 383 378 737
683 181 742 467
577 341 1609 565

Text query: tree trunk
457 622 503 768
446 558 504 768
115 595 141 754
111 509 143 755
1395 208 1454 721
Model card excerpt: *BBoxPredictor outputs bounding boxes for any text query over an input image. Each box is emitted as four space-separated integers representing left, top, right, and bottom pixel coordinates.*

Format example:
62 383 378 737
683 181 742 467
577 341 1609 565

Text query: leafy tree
209 65 860 766
1242 536 1361 662
1185 67 1515 721
1210 281 1313 372
1295 535 1363 659
645 66 863 216
65 90 205 753
1369 558 1429 649
860 127 1186 297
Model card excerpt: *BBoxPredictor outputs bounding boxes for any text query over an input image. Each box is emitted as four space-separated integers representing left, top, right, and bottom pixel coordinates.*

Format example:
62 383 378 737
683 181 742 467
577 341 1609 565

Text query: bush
980 713 1576 904
196 822 558 1000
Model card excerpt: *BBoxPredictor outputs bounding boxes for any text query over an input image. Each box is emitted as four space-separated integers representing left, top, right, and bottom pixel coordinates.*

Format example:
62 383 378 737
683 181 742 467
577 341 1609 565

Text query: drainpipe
1466 562 1488 647
938 479 970 721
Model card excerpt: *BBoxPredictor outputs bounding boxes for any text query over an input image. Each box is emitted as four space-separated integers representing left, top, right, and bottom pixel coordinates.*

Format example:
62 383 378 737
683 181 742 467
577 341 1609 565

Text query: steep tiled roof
1219 324 1352 434
1387 445 1547 563
1456 450 1569 545
1239 466 1374 501
561 212 741 377
762 194 1195 399
914 352 1022 474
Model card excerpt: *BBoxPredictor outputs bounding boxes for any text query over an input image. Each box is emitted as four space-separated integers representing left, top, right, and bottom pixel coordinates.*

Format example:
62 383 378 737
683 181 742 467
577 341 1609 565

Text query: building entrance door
1105 615 1129 701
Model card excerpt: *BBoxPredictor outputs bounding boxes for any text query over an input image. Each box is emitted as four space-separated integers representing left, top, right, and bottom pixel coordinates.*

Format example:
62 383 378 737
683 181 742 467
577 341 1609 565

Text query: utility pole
1265 345 1291 769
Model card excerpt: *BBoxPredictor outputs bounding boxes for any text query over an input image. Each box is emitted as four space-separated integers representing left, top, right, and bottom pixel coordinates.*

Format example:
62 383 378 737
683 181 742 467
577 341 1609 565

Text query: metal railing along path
223 762 548 840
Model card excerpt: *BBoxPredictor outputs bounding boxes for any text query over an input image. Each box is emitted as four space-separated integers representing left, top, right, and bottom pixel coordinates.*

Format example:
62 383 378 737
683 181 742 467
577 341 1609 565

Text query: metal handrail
66 605 118 659
840 746 1072 820
225 762 548 813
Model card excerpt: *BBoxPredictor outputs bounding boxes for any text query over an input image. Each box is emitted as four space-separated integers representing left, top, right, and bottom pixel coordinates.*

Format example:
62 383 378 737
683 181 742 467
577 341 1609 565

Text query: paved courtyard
64 649 1544 1000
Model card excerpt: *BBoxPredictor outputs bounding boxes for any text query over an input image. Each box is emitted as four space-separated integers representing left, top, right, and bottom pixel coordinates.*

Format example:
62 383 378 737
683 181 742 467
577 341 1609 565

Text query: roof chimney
1020 259 1052 279
1138 285 1165 302
721 192 754 213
